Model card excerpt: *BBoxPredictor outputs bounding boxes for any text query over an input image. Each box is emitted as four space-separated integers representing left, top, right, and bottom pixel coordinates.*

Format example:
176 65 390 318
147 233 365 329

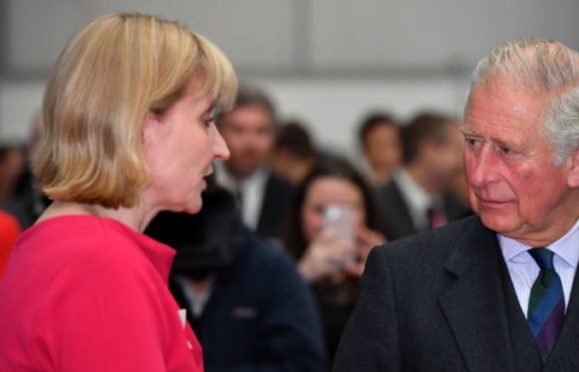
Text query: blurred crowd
0 84 471 371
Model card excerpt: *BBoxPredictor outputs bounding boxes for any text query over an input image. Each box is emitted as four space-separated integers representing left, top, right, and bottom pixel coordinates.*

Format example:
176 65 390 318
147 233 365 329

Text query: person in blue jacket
146 182 326 372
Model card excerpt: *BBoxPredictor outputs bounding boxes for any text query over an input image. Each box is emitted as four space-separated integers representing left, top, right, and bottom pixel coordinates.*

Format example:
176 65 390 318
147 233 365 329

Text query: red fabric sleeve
32 248 173 371
0 211 21 278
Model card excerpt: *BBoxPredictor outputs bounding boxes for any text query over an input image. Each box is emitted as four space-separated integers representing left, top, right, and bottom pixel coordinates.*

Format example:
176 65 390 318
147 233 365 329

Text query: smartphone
323 204 356 265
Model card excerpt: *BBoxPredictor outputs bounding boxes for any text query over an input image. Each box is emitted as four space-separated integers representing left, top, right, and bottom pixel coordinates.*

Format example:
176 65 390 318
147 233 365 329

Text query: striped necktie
527 248 565 361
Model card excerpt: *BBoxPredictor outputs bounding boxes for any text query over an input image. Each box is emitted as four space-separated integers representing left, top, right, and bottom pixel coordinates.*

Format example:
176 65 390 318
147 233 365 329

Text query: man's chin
229 163 261 178
479 212 519 236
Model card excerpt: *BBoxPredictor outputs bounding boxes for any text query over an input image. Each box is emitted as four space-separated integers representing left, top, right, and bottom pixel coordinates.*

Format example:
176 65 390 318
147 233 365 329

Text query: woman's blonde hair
34 12 238 208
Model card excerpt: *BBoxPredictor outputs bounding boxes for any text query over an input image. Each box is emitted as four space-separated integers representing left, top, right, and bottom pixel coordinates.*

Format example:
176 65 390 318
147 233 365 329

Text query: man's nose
468 145 499 187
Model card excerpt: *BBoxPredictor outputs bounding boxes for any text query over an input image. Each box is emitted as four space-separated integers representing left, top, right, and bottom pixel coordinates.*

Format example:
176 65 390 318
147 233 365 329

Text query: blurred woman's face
144 80 230 214
301 176 366 243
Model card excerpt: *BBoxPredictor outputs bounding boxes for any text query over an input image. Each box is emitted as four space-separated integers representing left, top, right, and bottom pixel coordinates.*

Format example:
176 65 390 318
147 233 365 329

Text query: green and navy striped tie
527 248 564 361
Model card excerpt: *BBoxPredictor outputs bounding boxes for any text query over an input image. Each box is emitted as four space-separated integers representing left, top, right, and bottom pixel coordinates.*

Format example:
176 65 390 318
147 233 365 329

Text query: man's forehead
465 79 549 126
221 107 275 131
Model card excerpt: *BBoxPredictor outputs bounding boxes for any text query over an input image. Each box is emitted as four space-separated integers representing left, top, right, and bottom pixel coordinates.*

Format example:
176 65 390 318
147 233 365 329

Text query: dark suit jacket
171 226 326 372
334 216 579 371
255 173 293 240
376 179 470 241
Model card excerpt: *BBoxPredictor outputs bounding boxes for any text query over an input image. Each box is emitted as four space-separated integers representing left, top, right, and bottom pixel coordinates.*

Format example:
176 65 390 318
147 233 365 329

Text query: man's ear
566 149 579 188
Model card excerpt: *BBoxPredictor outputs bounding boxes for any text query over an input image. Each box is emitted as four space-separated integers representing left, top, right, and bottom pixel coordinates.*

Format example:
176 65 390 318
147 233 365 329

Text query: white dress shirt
393 169 442 231
215 163 268 231
499 219 579 317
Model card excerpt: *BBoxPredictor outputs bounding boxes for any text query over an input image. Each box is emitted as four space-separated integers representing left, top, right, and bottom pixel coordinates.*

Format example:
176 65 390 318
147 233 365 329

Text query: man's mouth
477 197 512 206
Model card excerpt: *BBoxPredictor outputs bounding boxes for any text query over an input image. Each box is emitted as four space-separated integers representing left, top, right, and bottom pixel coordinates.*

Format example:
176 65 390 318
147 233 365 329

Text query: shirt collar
550 219 579 267
393 168 433 214
499 219 579 267
214 162 268 191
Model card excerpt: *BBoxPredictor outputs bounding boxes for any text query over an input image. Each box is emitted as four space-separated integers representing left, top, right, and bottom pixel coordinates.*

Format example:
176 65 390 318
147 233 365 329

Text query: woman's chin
154 187 204 215
182 196 203 214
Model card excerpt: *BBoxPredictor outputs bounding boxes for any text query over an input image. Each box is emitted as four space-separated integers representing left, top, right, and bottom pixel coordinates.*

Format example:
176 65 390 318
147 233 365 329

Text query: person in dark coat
335 38 579 372
376 112 470 241
146 185 326 372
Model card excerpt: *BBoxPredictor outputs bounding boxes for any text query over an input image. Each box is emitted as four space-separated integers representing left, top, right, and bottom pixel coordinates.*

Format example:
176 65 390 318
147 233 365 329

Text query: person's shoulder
358 216 489 298
238 230 294 270
378 178 399 192
376 178 403 200
21 216 149 274
233 229 300 285
377 215 484 266
4 216 162 320
266 171 293 192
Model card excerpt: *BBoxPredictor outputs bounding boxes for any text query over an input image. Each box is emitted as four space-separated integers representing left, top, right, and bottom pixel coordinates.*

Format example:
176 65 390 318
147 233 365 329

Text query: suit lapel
256 174 291 238
385 181 417 238
544 262 579 371
438 220 517 372
255 176 272 235
256 174 275 237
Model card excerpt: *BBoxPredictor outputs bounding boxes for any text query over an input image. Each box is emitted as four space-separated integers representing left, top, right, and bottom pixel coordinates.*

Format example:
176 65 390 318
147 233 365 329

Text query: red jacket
0 210 20 279
0 215 203 371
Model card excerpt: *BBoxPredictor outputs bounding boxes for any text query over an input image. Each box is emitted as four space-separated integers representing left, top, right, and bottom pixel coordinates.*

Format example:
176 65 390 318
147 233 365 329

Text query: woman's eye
203 118 214 127
202 107 222 128
209 107 223 121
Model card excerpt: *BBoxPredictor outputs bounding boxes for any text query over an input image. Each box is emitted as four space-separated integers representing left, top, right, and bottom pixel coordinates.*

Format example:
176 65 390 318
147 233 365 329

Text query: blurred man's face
422 122 464 192
363 123 401 176
463 77 578 245
219 104 275 178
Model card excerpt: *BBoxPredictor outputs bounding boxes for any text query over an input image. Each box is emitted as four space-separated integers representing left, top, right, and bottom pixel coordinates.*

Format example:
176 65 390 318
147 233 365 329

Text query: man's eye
465 137 480 147
499 146 513 155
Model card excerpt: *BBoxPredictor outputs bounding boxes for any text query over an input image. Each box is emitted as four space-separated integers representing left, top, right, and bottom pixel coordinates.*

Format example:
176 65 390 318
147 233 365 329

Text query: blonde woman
0 13 237 371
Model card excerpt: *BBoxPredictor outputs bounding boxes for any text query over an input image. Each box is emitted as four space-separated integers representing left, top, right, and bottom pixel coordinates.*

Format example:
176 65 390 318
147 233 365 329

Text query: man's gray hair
469 39 579 165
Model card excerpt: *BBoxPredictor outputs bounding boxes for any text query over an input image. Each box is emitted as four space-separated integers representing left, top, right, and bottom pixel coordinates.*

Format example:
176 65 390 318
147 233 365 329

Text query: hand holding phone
323 204 356 265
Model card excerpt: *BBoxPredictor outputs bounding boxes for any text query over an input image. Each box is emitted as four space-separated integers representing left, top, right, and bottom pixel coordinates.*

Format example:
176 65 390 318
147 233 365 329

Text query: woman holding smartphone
283 158 385 367
0 13 236 371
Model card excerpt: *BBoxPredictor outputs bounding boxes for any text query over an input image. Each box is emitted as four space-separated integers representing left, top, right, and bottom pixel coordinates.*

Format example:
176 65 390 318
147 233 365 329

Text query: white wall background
2 0 578 157
0 77 468 158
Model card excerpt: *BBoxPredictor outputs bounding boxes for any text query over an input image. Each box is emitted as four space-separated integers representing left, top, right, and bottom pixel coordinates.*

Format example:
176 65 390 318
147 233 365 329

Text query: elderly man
334 39 579 372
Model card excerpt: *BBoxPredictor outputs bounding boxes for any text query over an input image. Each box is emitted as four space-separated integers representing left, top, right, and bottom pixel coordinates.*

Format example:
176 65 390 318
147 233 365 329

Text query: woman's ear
143 112 166 147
